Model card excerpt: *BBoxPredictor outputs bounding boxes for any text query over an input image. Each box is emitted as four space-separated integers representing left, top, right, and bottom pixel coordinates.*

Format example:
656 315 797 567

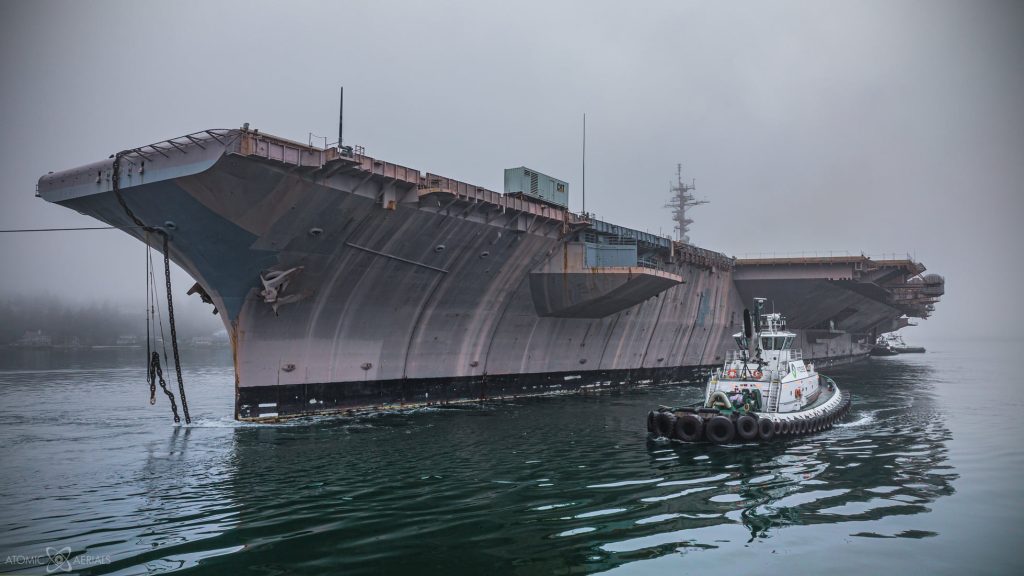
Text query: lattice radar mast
665 163 707 244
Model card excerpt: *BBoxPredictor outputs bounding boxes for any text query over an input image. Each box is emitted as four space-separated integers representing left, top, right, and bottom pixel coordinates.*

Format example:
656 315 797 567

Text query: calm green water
0 342 1021 575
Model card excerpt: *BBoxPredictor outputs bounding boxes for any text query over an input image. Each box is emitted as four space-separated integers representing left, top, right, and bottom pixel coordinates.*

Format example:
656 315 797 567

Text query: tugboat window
761 337 774 350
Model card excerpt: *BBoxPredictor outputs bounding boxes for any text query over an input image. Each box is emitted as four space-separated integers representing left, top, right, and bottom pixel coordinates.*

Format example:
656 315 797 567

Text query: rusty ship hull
37 128 943 420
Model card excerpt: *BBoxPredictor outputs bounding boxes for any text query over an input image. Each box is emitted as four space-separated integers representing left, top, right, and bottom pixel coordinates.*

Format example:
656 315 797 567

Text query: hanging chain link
162 233 191 424
113 150 191 424
146 238 156 406
148 351 180 423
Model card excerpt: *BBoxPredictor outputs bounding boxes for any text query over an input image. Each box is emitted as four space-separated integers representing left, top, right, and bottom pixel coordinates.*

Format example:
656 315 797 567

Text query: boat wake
833 411 875 428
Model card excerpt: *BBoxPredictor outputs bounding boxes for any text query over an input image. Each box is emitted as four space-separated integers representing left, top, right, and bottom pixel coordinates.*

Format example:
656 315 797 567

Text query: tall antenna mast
582 113 586 214
338 86 344 148
664 163 707 243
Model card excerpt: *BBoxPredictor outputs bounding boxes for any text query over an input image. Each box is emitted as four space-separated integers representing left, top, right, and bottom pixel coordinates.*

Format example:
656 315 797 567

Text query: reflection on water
0 346 1014 575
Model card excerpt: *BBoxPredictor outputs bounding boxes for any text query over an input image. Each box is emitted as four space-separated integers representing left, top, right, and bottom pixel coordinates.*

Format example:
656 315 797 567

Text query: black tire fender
758 417 775 440
736 415 758 441
646 411 659 435
674 413 704 442
706 415 735 444
656 411 676 438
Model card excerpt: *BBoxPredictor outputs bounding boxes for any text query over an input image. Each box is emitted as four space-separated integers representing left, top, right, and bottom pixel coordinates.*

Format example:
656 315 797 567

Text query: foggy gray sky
1 0 1022 341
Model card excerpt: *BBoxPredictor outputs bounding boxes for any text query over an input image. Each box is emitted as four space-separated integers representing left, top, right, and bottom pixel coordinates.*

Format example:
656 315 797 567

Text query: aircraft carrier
36 126 944 420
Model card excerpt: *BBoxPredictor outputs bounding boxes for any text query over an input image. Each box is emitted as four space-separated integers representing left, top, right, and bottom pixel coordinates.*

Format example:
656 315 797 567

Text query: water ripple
0 347 990 575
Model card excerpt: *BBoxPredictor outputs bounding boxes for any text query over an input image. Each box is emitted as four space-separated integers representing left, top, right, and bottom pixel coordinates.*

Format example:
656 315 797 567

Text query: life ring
753 370 763 380
727 369 738 378
795 387 803 399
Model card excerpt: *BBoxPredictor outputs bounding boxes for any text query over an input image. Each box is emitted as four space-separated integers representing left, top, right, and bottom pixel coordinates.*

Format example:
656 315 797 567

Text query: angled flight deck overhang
524 218 734 318
529 242 685 318
733 255 943 336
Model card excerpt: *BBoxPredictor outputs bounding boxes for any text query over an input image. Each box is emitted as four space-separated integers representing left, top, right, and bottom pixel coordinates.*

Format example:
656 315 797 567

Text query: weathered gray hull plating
37 128 944 420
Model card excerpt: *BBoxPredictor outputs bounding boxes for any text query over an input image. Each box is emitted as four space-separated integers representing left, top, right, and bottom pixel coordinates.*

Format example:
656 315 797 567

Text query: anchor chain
148 351 180 423
162 232 191 424
113 150 191 424
146 237 155 406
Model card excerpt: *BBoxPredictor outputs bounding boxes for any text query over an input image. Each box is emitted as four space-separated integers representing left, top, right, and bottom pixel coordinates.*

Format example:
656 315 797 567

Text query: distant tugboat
882 333 926 354
647 298 851 443
870 335 901 356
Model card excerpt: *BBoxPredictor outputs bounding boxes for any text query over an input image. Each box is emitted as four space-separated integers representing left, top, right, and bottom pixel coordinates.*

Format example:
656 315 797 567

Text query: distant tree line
0 293 224 346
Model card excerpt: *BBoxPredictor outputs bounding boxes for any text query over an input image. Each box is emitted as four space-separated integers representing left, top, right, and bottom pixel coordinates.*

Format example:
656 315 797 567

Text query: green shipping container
503 166 569 207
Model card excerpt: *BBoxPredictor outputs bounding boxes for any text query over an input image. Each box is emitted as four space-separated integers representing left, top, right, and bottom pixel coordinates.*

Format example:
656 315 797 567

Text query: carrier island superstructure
37 127 944 420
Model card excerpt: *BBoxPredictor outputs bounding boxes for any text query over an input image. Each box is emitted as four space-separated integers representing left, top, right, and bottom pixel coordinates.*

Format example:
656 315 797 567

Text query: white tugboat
647 298 851 443
870 334 901 356
879 332 926 354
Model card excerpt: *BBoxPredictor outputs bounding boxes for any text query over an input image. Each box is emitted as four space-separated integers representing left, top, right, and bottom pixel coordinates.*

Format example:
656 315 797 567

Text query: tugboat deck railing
724 349 803 362
710 365 814 384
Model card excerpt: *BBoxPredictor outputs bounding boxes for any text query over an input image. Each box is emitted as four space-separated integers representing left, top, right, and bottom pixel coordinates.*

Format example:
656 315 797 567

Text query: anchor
259 266 309 315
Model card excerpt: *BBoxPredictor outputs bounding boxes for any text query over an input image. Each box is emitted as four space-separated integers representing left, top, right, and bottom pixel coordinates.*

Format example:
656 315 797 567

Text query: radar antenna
664 163 707 244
